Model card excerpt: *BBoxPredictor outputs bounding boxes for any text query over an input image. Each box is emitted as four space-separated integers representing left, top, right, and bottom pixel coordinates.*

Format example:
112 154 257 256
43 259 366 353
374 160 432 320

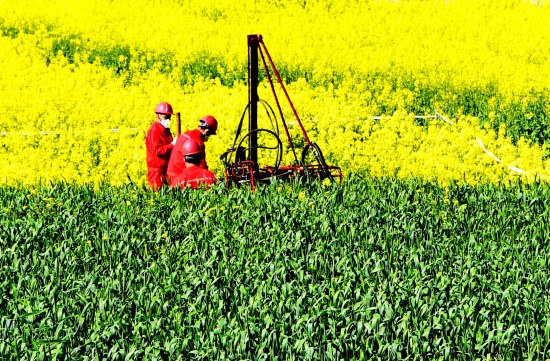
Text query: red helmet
182 139 202 156
199 115 218 135
155 102 174 115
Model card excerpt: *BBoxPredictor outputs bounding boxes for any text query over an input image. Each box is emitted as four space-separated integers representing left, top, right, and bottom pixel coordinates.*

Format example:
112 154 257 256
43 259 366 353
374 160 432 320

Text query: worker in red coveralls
166 115 218 182
170 139 217 189
145 102 177 190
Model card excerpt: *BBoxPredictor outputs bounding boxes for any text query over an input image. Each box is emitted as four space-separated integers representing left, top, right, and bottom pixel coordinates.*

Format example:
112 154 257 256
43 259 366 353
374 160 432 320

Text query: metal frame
221 34 342 188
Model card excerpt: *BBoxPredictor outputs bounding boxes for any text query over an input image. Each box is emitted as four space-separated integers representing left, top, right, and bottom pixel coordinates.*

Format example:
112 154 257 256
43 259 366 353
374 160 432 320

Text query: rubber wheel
301 142 333 182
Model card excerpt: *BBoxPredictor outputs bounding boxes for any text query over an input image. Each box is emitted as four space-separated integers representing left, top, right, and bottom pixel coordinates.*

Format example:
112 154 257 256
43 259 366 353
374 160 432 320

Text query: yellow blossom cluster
1 0 550 186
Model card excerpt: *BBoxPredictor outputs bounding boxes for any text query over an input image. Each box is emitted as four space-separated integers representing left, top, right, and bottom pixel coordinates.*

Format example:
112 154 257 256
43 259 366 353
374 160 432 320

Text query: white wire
0 128 139 136
0 113 531 176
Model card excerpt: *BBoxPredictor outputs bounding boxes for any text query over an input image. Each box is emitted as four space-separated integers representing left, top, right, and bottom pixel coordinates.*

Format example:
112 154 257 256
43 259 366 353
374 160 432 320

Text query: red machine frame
221 34 342 188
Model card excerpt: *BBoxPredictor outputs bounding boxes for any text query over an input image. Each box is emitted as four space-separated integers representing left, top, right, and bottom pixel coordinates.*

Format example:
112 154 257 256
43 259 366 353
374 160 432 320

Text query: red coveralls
145 121 173 189
166 128 207 181
172 165 217 189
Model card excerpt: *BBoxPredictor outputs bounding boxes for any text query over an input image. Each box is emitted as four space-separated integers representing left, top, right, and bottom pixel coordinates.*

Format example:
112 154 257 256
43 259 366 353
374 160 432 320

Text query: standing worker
167 115 218 181
170 139 217 189
145 102 177 190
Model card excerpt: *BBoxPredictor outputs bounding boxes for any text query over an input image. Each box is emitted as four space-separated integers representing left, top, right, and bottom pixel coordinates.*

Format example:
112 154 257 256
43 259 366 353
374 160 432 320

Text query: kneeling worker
170 139 217 189
167 115 218 182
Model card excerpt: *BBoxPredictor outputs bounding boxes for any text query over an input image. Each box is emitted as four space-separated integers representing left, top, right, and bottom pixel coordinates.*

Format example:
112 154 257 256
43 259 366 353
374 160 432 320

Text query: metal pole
247 34 260 166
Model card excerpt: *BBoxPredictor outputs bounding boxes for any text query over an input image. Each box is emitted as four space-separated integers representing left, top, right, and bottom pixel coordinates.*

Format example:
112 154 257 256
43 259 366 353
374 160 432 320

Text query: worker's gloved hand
171 136 178 146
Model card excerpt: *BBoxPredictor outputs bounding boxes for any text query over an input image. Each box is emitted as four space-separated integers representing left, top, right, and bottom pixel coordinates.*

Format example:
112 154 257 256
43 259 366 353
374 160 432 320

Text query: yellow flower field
1 0 550 186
